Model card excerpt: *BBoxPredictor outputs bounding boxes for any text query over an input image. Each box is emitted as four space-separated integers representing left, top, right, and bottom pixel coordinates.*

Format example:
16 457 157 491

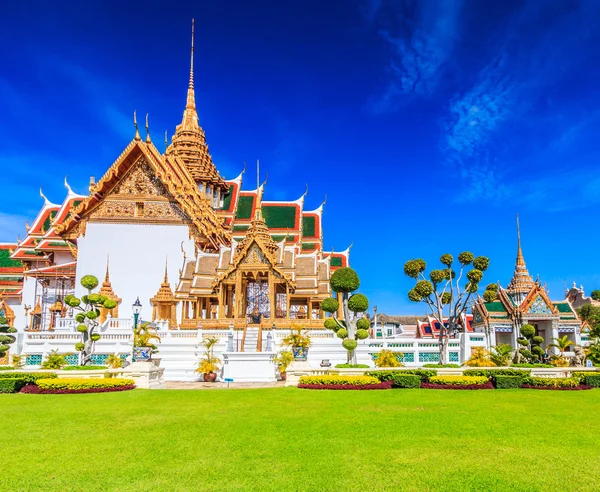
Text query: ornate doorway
246 280 270 323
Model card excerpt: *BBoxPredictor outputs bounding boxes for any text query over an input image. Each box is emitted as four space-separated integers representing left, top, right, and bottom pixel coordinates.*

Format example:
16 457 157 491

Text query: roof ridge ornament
133 110 141 141
145 113 152 143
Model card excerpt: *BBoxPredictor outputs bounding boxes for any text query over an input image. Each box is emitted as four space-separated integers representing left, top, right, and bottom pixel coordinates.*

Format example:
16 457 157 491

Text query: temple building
472 217 584 351
9 20 349 339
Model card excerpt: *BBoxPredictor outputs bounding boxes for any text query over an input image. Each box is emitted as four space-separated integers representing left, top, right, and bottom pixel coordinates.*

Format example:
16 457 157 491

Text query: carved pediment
112 160 168 197
241 244 269 265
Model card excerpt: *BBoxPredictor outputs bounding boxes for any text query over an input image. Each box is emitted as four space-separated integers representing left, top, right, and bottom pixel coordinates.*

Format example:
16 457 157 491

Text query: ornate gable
520 285 557 315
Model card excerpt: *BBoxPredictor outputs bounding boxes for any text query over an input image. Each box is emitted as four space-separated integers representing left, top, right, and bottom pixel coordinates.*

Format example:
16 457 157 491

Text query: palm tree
489 344 513 366
547 335 574 355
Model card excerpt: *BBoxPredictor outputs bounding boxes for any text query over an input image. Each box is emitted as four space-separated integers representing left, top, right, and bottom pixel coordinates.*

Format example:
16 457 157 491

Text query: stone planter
132 347 152 362
292 346 309 361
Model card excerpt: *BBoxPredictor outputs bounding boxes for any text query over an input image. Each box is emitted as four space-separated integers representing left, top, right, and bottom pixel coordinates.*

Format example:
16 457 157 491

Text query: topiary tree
516 324 545 363
403 252 490 364
591 290 600 301
482 283 498 303
64 274 118 366
321 267 369 364
0 316 17 360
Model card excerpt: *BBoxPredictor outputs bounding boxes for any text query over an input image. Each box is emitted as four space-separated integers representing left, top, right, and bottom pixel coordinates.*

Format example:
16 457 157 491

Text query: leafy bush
299 375 379 386
0 366 15 371
330 268 360 293
463 347 495 367
429 375 489 386
356 318 370 330
366 369 436 383
463 368 530 380
321 297 339 313
571 371 599 384
334 364 370 368
36 378 135 391
348 294 368 313
62 365 108 371
584 374 600 388
525 377 579 389
0 372 57 384
374 349 402 368
0 378 24 393
41 350 72 370
422 363 460 368
495 375 523 389
391 374 421 388
511 363 553 368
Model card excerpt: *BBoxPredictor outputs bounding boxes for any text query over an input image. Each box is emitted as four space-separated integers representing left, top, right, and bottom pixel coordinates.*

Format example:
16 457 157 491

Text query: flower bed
423 375 493 390
21 377 136 394
298 375 392 390
366 369 437 384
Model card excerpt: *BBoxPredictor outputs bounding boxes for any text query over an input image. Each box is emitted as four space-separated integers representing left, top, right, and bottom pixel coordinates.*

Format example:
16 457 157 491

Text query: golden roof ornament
145 113 152 143
507 213 535 295
134 110 141 141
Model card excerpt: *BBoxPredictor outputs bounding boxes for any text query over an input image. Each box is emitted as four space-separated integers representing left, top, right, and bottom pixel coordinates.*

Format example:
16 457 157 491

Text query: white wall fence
16 316 492 381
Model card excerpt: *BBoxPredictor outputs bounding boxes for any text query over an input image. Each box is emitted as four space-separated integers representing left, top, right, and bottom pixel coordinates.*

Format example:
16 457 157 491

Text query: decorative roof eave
24 261 77 277
519 283 558 314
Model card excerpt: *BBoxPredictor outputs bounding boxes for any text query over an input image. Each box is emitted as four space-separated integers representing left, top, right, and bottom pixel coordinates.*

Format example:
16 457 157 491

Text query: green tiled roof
271 235 287 242
302 243 316 251
330 257 343 267
220 189 233 211
485 301 507 313
553 302 574 314
235 196 254 219
0 250 22 268
0 276 24 282
232 225 249 232
263 205 297 229
42 210 57 233
302 216 316 237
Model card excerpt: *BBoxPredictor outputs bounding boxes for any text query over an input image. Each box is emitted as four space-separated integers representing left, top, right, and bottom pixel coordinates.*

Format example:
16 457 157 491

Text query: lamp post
132 297 142 330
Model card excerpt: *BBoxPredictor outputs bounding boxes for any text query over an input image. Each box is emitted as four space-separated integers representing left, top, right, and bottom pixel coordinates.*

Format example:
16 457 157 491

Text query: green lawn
3 388 599 491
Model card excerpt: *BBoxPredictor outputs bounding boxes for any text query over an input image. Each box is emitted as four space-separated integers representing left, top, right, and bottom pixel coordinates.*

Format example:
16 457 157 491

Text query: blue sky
1 0 599 313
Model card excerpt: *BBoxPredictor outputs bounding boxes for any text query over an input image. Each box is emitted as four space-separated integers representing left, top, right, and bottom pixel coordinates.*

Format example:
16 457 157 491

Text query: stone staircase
243 327 260 353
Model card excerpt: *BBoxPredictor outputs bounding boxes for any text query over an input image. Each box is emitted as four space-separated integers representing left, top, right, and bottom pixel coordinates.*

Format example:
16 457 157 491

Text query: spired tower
506 214 535 305
166 19 228 207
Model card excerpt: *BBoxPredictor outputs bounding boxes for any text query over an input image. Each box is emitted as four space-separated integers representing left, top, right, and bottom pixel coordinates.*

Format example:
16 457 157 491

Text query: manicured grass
2 388 600 491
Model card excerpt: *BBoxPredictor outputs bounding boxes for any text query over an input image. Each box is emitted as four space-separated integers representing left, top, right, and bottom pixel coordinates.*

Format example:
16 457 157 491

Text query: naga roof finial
133 110 141 141
64 175 74 195
145 113 152 143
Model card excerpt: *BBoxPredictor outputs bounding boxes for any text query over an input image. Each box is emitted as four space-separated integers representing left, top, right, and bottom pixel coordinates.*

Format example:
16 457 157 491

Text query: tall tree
321 267 369 364
403 252 489 363
64 275 117 366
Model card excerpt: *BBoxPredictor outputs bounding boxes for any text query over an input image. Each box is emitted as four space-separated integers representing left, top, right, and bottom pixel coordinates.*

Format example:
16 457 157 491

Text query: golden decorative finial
163 256 169 283
516 213 525 267
64 176 73 195
134 110 141 141
302 183 309 198
145 113 152 143
186 18 196 110
25 222 30 232
105 255 110 282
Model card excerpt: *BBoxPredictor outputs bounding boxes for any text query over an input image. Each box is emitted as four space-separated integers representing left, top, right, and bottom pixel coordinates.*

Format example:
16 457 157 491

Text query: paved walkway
165 381 286 390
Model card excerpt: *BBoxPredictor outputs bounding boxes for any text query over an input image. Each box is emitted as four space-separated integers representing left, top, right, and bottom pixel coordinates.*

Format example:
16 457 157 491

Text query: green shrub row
571 371 599 383
422 364 461 368
62 366 108 371
584 374 600 387
0 372 58 384
0 378 24 393
0 366 15 371
429 375 489 386
495 375 523 389
366 369 436 383
299 375 380 386
334 364 370 369
36 378 135 390
391 374 421 388
526 377 579 388
463 368 530 380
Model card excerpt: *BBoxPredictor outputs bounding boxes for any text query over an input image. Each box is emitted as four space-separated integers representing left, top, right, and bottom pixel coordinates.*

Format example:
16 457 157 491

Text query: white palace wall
75 222 195 319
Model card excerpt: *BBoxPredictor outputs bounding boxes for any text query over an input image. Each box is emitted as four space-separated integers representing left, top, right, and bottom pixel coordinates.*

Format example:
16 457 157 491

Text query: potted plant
196 337 221 382
281 324 312 361
274 350 294 380
133 322 160 361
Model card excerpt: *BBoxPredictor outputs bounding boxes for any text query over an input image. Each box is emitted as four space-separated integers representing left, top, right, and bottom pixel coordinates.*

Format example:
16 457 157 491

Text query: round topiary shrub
458 251 474 265
531 345 545 357
87 294 101 304
440 254 453 266
103 299 117 310
90 334 101 342
65 296 81 308
342 339 358 351
77 324 88 333
483 290 497 303
414 280 433 298
336 328 349 339
430 269 446 284
441 292 452 304
356 329 369 340
348 294 368 313
75 313 86 323
86 311 98 320
321 297 339 313
330 268 360 293
532 336 544 345
80 275 99 290
520 324 535 338
517 338 529 346
356 318 370 330
473 256 490 271
324 318 338 331
467 269 483 283
404 259 427 279
75 342 85 351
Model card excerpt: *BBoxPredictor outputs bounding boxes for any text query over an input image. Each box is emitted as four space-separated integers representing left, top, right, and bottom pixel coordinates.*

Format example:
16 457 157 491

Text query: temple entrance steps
242 327 260 353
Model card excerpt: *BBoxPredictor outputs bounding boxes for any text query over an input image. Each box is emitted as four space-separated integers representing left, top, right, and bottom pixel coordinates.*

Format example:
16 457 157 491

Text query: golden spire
145 113 152 143
187 18 195 111
134 110 141 141
163 256 169 284
104 255 110 283
507 213 535 297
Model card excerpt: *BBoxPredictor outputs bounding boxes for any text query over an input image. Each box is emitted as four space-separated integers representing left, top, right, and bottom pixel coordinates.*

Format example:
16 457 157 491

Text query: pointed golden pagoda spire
134 110 141 141
145 113 152 143
507 213 535 298
151 257 178 329
99 256 122 324
167 19 227 192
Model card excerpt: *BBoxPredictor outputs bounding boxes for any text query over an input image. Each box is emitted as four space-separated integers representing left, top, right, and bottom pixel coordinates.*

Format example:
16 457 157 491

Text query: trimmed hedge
334 364 370 369
21 384 136 394
366 369 437 383
299 375 379 386
298 381 392 390
429 376 489 386
463 369 530 381
0 378 24 393
495 375 522 389
62 366 108 371
571 372 599 384
0 372 57 384
392 374 421 388
584 374 600 388
36 378 134 391
422 381 494 390
0 366 15 371
525 377 578 389
422 364 461 368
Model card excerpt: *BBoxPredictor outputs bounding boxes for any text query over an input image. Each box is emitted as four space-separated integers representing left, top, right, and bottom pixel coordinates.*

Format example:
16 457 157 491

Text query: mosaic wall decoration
418 352 440 363
90 354 109 365
398 352 415 363
527 296 553 315
449 352 459 363
64 354 79 365
25 354 42 366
